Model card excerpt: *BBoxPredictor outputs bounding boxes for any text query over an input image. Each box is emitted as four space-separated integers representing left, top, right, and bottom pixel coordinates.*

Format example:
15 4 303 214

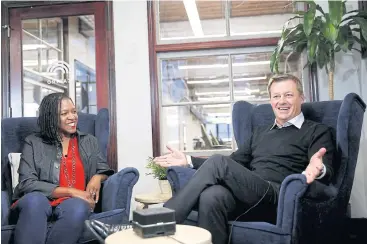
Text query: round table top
135 193 172 204
105 224 212 244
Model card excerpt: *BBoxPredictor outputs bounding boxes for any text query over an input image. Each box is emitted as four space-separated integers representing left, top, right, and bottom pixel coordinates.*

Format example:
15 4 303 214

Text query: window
158 48 303 156
156 0 297 44
149 0 307 157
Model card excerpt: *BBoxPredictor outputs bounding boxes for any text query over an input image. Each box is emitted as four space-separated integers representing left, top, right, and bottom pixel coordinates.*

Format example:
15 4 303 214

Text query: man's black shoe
85 220 132 243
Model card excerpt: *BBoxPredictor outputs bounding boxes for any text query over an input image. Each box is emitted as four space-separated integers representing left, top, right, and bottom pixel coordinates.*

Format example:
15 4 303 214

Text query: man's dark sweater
192 120 335 185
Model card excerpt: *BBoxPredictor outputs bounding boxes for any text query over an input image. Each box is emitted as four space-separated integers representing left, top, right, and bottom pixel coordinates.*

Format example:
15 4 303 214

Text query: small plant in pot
145 157 172 196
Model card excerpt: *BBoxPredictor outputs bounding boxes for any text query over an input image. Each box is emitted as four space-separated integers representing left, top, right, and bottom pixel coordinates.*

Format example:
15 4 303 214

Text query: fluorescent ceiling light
199 95 255 102
187 76 267 85
187 78 228 85
178 61 270 70
195 89 260 96
183 0 204 37
234 76 267 81
233 61 270 67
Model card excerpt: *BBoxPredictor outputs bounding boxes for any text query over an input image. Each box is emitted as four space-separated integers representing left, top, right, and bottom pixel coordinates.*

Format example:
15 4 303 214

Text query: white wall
113 0 158 213
316 0 367 218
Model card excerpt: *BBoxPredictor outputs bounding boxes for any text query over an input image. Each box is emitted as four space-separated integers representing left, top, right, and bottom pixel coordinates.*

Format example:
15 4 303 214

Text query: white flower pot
159 180 172 196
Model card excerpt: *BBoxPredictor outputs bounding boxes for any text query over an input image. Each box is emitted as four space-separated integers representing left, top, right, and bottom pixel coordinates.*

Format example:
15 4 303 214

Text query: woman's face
59 98 78 136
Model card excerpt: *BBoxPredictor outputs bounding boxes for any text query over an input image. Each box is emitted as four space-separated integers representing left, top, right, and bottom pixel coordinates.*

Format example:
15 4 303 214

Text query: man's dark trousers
164 155 279 244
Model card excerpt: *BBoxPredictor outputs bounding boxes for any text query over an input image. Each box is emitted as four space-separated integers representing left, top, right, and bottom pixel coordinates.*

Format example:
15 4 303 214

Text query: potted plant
270 0 367 100
145 157 172 195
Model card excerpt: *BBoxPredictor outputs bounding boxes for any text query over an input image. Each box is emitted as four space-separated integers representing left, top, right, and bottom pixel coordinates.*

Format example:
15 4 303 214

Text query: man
86 74 334 244
153 74 335 244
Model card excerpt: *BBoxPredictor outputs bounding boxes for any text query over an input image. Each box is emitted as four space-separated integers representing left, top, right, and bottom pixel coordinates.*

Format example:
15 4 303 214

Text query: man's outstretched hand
303 148 326 184
153 145 188 168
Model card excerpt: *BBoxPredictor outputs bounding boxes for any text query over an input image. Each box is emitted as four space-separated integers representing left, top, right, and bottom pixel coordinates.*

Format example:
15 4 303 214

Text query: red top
11 137 85 208
50 137 85 206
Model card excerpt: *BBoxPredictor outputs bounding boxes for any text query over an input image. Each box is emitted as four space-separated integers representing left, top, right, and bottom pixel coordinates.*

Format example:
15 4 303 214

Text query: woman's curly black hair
37 92 72 144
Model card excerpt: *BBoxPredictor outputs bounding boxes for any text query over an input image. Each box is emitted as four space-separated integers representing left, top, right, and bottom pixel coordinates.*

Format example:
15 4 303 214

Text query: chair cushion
7 153 21 192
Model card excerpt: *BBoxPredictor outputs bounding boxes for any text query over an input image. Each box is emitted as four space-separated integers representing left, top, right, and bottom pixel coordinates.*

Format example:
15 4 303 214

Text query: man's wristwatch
315 164 326 179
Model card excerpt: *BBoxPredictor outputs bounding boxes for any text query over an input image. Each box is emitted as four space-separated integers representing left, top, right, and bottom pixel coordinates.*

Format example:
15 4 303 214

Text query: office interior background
1 0 366 223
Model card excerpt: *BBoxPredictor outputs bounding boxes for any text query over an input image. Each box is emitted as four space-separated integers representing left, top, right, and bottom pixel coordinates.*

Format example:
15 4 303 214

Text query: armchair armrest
276 174 338 236
1 191 10 226
166 166 196 195
101 167 139 215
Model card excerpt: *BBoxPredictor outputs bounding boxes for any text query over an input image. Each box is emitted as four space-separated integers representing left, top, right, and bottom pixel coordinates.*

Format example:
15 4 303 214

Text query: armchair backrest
232 93 366 210
1 108 110 198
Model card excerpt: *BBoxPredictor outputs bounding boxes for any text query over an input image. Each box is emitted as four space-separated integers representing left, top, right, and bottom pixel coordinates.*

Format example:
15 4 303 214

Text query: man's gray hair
267 74 303 96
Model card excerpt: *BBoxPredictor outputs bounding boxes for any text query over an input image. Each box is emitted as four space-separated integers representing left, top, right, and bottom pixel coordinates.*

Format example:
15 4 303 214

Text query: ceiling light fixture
183 0 204 37
187 76 267 85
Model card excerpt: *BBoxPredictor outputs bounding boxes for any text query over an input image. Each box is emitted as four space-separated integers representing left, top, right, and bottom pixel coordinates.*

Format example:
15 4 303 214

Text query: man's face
269 79 304 125
59 98 78 136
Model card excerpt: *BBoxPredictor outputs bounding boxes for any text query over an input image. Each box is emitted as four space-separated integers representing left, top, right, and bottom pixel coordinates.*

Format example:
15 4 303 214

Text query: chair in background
1 108 139 244
166 93 366 244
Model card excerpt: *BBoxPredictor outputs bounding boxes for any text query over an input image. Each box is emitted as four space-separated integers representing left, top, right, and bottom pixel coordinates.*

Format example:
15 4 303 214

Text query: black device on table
132 207 176 238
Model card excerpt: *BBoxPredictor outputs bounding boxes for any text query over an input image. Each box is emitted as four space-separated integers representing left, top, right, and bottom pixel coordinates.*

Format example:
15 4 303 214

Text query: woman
10 93 114 244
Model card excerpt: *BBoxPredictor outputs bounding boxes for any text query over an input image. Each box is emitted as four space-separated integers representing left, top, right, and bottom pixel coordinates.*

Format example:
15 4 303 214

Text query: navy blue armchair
166 93 366 244
1 108 139 244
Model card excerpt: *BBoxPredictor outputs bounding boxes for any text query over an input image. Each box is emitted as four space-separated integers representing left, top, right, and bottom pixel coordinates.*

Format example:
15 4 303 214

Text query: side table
105 224 212 244
135 193 172 209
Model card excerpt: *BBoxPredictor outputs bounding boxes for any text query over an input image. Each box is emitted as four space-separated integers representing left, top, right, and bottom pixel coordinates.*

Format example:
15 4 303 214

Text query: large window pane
159 48 304 156
231 51 302 104
157 0 226 43
229 1 296 38
21 15 96 117
160 55 230 104
161 105 232 153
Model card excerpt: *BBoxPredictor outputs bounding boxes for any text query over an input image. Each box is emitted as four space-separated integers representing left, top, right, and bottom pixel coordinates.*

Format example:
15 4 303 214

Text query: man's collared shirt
270 112 305 130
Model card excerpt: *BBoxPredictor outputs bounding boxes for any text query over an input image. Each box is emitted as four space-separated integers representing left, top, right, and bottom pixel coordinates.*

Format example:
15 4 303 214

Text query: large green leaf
316 45 328 69
340 11 367 25
304 3 316 36
352 17 367 42
270 47 279 73
322 14 339 42
307 36 318 63
328 0 344 26
336 25 353 52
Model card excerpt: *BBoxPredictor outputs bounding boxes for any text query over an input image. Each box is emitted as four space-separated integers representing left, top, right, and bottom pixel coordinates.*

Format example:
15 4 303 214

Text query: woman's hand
69 188 96 211
86 175 106 203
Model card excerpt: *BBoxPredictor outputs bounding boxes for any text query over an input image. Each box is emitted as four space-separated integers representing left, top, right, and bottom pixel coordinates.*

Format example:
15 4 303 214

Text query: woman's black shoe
85 220 132 243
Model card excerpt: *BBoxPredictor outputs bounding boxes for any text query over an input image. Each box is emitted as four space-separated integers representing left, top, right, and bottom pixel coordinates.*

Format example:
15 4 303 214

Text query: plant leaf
328 0 344 26
316 4 325 16
322 13 339 42
352 17 367 42
336 25 352 52
270 48 278 73
304 3 316 36
307 36 318 63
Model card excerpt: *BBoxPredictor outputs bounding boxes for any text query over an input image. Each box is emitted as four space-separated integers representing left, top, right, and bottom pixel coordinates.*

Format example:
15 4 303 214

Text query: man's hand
69 188 96 211
153 145 188 168
86 175 103 203
303 148 326 184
